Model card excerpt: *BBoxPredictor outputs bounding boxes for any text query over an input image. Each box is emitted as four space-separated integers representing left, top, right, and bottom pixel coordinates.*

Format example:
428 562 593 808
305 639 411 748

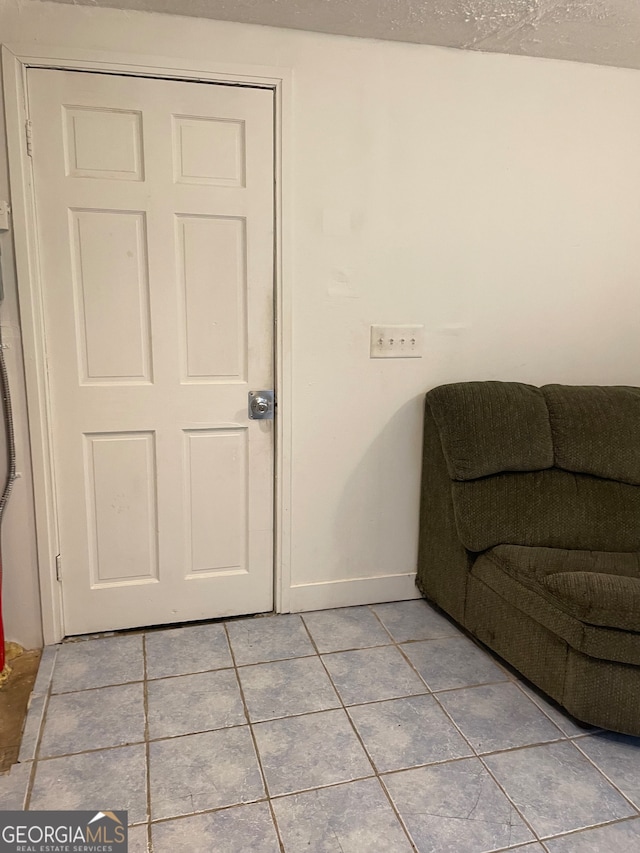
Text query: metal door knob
251 396 269 415
248 390 274 419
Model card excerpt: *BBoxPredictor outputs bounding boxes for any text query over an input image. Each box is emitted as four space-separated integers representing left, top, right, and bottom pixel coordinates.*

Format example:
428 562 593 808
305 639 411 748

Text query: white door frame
1 44 293 644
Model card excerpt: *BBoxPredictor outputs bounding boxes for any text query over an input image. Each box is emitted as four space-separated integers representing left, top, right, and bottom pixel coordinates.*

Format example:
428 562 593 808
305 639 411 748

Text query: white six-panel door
27 69 274 635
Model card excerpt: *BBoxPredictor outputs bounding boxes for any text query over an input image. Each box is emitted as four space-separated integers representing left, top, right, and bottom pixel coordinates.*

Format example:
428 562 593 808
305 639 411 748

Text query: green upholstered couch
417 381 640 735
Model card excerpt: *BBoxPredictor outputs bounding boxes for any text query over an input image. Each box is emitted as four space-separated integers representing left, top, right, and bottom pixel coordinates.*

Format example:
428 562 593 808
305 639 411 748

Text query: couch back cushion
427 381 554 481
453 470 640 553
428 381 640 552
542 384 640 486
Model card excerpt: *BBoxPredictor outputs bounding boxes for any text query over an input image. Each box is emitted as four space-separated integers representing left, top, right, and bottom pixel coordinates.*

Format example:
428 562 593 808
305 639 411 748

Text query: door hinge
55 554 62 581
25 120 33 158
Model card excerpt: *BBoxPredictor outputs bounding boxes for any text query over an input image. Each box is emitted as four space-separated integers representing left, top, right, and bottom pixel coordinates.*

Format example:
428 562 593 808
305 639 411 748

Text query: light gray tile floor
145 622 232 679
402 634 509 691
372 599 459 642
5 601 640 852
575 731 640 808
146 668 246 738
152 802 281 853
302 605 392 652
437 681 565 754
383 757 534 852
253 709 373 796
272 777 414 852
148 727 265 819
347 694 472 772
238 656 340 722
517 682 598 738
39 682 145 757
127 824 152 853
51 634 144 693
226 614 315 665
322 645 427 705
29 744 148 822
484 741 636 838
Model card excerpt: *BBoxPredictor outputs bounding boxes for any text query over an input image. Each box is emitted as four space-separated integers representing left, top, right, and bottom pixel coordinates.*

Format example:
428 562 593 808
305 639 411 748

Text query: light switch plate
370 325 424 358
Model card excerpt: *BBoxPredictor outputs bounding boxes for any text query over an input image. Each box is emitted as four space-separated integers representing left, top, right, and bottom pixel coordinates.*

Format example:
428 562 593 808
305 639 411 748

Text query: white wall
1 0 640 643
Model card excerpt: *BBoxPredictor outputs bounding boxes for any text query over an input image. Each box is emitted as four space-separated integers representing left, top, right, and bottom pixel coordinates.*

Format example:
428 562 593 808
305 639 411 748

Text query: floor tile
39 683 145 758
577 731 640 807
485 741 635 838
238 656 339 722
372 600 459 643
382 757 533 853
402 636 508 691
545 818 640 852
227 615 315 665
149 727 264 820
147 669 246 739
52 635 144 693
127 824 149 853
302 606 391 653
506 846 545 852
30 744 147 822
322 646 427 705
518 684 597 737
18 695 46 762
145 622 232 680
348 694 472 772
273 777 413 852
151 802 280 853
437 682 564 754
32 644 59 697
0 761 30 809
253 709 373 797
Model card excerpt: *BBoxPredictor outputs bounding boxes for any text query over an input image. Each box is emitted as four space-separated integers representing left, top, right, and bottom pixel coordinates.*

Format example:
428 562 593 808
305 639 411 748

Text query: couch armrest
417 397 474 623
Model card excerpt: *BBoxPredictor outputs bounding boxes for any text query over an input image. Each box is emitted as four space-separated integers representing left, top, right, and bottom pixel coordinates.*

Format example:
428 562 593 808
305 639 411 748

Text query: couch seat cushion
480 545 640 632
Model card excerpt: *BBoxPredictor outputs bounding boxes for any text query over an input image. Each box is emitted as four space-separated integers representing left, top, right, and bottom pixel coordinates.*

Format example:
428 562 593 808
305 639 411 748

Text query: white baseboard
288 573 421 613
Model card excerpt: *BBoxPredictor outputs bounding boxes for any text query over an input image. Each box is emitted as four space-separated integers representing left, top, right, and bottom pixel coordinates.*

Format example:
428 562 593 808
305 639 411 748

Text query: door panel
177 214 246 380
71 208 152 383
28 69 275 635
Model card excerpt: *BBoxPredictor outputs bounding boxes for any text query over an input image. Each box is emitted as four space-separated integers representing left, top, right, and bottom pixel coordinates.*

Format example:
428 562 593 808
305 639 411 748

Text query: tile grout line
537 814 640 847
142 634 154 853
148 798 271 827
222 622 286 853
299 611 419 853
50 678 148 697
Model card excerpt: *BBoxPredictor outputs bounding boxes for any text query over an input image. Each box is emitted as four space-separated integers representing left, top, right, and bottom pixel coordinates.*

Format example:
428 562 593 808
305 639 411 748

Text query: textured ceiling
41 0 640 70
